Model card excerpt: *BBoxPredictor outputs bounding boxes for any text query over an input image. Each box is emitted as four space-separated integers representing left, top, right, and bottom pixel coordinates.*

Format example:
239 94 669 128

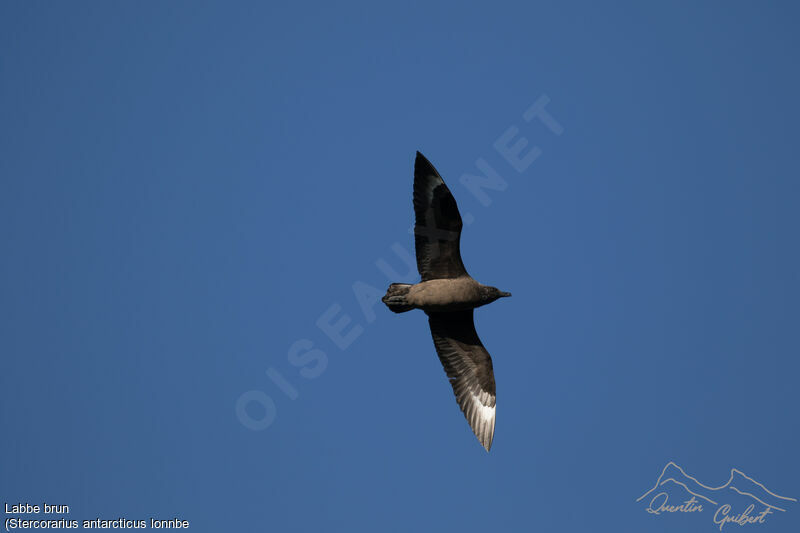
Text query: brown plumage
382 152 511 451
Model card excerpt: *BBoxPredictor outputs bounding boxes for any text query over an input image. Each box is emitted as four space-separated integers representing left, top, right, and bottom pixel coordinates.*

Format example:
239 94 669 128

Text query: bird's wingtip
414 151 438 176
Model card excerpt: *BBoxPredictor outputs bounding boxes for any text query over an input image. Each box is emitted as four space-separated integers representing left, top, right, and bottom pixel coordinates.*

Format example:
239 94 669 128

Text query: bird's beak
499 291 512 298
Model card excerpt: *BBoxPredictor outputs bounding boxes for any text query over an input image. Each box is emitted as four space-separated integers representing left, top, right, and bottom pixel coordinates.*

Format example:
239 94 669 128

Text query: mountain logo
637 461 796 530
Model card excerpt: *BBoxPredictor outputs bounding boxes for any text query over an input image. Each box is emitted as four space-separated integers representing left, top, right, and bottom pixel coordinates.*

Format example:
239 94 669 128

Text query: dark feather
413 152 468 281
428 310 496 451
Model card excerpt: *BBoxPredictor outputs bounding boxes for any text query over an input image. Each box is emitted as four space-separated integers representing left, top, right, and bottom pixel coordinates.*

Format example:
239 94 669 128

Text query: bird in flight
382 152 511 451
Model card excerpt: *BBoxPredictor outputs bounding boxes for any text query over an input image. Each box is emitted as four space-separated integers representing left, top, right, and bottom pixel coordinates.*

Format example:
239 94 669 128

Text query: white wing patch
474 395 496 422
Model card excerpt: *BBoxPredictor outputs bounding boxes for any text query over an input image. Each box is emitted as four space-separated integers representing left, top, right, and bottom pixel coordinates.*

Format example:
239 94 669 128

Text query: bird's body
382 152 511 451
408 277 483 310
385 277 507 312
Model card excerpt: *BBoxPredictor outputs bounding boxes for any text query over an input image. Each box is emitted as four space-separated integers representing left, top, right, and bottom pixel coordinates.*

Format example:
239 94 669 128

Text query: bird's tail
382 283 414 313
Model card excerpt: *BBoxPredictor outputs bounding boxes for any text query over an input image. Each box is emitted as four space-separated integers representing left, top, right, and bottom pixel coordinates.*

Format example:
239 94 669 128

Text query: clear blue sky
2 2 799 532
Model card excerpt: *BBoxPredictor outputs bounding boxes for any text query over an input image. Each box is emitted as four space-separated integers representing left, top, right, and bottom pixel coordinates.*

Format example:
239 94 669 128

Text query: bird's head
481 286 512 303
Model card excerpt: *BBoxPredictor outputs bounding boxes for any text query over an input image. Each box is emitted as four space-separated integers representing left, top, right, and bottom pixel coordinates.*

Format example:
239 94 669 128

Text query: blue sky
1 2 799 532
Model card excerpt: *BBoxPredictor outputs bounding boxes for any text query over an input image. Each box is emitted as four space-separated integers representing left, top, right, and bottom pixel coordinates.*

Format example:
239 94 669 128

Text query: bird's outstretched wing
413 152 468 281
428 310 496 451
